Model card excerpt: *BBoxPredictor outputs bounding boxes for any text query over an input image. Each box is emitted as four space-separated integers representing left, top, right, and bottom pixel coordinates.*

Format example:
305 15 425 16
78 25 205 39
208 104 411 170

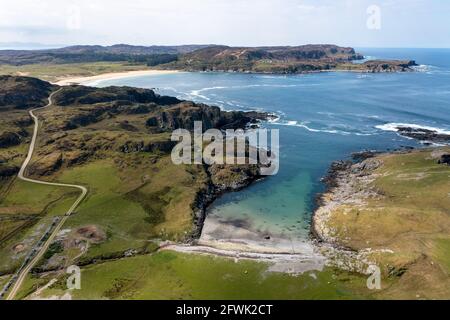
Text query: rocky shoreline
311 147 450 244
190 162 264 240
311 151 384 245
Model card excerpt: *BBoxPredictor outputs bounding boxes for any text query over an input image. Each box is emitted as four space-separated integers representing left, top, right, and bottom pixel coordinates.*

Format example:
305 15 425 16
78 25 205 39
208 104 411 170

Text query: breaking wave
376 122 450 135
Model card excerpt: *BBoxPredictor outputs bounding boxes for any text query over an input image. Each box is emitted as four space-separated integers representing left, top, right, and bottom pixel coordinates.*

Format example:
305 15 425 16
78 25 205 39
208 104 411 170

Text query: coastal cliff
0 45 417 79
158 44 417 74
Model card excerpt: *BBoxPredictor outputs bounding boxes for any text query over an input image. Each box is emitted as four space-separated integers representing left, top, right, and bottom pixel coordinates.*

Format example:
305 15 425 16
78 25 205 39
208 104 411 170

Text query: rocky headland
312 147 450 299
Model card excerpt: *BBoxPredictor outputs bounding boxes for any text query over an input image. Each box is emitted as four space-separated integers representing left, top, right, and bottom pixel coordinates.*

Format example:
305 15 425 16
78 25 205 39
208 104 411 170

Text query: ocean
89 48 450 245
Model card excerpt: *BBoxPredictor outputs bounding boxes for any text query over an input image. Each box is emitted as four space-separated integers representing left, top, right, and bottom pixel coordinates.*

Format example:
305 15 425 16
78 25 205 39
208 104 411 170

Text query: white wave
272 120 352 135
267 115 281 123
190 90 211 101
376 123 450 135
411 64 434 73
190 83 306 95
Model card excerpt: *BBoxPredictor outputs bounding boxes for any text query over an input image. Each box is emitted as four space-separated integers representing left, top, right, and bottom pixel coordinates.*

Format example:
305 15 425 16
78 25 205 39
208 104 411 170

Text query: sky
0 0 449 48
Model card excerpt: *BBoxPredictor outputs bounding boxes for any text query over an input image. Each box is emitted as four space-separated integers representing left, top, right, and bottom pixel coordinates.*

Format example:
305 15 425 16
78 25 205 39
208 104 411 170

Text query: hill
160 44 365 73
0 44 210 66
0 76 267 279
0 44 417 75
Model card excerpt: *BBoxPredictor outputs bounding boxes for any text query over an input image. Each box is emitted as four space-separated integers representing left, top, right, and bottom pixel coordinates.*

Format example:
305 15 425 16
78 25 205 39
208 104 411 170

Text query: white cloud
0 0 448 47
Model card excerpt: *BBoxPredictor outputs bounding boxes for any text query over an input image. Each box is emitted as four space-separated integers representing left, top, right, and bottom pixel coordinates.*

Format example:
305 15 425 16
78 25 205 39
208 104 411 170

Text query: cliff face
53 85 181 107
146 102 267 131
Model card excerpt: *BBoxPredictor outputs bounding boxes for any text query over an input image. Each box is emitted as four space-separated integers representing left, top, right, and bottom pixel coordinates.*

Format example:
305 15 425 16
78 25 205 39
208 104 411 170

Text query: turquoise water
92 48 450 240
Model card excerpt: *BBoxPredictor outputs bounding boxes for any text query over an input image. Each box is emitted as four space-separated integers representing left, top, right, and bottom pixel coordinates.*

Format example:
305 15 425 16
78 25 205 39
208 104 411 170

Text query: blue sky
0 0 449 48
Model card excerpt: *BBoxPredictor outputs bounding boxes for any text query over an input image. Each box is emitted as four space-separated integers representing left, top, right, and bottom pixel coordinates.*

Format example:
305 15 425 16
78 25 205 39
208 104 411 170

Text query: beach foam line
270 119 356 135
376 122 450 135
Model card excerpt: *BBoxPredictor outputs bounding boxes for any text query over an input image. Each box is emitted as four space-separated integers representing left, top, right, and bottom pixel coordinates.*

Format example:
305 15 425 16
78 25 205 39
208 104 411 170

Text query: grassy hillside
16 251 374 300
0 62 150 83
314 148 450 299
0 44 208 66
0 76 267 279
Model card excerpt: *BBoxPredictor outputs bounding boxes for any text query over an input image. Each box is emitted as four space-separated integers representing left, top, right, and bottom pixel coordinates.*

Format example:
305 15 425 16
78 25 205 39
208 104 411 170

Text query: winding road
5 89 88 300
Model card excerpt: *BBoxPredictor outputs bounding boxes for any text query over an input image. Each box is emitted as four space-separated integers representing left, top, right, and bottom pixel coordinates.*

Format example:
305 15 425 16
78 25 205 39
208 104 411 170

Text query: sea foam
376 123 450 135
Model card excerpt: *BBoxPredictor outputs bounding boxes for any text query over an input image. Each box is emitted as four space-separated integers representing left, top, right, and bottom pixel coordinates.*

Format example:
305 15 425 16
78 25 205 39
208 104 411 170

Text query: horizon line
1 43 450 50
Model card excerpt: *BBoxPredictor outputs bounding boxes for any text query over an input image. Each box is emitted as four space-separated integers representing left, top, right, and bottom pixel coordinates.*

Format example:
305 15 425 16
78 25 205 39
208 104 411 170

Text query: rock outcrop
361 60 417 73
53 85 180 106
0 164 20 178
145 102 269 131
395 126 450 144
0 75 55 109
0 131 23 148
438 154 450 166
190 162 263 240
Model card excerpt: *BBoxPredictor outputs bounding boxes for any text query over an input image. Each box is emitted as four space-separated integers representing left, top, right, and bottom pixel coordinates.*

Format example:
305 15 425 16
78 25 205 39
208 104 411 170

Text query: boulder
438 154 450 166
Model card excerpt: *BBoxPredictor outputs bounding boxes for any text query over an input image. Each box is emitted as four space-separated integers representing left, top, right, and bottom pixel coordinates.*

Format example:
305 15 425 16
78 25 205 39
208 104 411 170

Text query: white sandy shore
163 243 326 275
162 214 328 274
53 69 179 86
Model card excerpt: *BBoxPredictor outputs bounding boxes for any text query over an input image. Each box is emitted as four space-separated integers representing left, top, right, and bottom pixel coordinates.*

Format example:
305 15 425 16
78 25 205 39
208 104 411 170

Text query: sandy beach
164 212 328 274
53 69 179 86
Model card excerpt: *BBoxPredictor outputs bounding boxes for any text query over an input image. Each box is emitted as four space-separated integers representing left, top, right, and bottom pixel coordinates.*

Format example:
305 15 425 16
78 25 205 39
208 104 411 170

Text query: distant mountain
0 44 212 65
51 44 213 55
0 44 416 74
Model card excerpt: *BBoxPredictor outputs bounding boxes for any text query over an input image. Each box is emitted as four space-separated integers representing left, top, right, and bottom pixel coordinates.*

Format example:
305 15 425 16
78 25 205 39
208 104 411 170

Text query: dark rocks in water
395 127 450 143
352 150 380 161
438 154 450 166
399 146 415 151
362 60 418 73
321 160 352 188
264 235 271 240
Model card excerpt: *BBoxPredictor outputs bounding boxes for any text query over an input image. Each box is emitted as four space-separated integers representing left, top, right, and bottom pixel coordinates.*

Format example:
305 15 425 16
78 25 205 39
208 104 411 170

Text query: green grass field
49 155 207 263
0 177 77 274
16 251 373 300
324 148 450 299
0 62 149 83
